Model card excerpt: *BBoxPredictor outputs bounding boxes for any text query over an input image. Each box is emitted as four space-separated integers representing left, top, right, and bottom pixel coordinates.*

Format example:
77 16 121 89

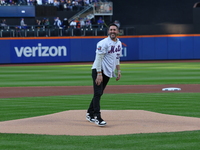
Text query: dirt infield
0 84 200 136
1 110 200 136
1 84 200 98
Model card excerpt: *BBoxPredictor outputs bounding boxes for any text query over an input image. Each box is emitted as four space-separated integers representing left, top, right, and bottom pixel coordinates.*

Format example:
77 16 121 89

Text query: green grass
0 93 200 121
0 62 200 150
0 131 200 150
0 62 200 87
0 64 92 87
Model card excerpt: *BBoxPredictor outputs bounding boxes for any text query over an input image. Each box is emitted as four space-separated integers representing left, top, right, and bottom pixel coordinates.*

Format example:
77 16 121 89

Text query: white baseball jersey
92 36 122 78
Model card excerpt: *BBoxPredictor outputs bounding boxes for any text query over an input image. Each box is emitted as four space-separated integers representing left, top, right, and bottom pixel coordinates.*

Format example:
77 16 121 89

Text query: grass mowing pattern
0 62 200 149
0 65 92 87
0 62 200 87
1 93 200 121
0 131 200 150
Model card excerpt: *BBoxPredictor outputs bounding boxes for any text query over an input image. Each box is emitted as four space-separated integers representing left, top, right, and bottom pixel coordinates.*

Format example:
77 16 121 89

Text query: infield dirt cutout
0 84 200 136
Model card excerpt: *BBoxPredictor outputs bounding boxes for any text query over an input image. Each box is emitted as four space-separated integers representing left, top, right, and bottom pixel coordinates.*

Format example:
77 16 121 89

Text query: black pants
87 69 110 115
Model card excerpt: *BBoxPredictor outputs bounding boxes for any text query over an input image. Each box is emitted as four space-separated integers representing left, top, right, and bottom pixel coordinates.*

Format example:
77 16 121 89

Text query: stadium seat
63 28 73 36
84 28 95 36
96 28 106 36
73 28 82 36
36 28 48 37
49 28 60 36
1 29 14 37
15 29 26 37
26 29 36 37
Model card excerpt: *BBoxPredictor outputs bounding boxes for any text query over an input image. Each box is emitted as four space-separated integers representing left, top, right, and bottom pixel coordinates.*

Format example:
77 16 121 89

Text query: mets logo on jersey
108 45 121 53
97 46 102 51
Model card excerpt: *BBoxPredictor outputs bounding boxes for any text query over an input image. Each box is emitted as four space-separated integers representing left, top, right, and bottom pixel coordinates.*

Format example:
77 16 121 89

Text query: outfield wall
0 35 200 64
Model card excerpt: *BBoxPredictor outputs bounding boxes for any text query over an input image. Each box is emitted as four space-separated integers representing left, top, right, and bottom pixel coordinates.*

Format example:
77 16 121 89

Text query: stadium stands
1 0 200 37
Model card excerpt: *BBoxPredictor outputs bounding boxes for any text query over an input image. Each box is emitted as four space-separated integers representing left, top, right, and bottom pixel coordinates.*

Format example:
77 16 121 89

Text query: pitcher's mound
0 110 200 136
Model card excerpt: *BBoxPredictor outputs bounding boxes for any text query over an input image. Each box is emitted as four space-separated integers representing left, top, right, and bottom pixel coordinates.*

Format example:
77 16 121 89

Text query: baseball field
0 60 200 150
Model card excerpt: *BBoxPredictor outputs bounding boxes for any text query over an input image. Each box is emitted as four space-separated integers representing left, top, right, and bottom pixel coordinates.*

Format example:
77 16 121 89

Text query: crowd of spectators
0 0 109 11
0 0 122 37
68 17 92 29
0 16 94 30
1 16 119 31
0 0 116 36
0 16 122 37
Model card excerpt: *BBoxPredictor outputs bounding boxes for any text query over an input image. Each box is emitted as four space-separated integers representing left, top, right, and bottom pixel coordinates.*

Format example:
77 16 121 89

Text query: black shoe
86 113 95 122
94 114 107 126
